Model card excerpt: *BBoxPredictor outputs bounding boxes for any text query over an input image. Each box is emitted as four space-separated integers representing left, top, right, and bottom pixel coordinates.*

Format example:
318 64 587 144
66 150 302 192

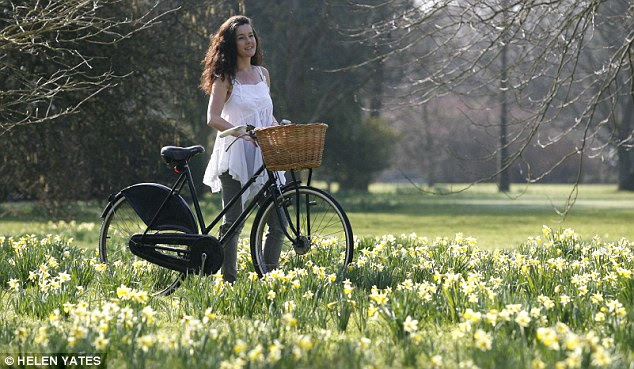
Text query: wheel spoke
251 187 353 277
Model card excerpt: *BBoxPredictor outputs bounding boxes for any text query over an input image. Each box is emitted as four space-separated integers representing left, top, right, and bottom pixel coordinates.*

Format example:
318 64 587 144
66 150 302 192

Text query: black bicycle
98 123 353 295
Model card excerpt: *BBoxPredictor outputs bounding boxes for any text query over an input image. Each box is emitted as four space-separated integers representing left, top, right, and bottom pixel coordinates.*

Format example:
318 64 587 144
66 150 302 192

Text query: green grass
1 183 634 250
337 183 634 249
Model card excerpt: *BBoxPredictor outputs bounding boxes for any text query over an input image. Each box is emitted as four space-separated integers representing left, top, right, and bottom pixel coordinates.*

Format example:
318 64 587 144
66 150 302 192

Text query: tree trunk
422 105 435 187
617 89 634 191
370 47 383 118
617 146 634 190
498 42 510 192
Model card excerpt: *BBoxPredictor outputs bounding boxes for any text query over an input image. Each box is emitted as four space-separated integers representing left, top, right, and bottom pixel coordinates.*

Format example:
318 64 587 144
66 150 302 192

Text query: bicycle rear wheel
99 196 185 296
250 186 353 278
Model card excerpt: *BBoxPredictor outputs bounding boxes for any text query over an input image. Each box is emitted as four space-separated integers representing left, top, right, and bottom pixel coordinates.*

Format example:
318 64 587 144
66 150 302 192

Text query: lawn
1 183 633 250
341 183 634 249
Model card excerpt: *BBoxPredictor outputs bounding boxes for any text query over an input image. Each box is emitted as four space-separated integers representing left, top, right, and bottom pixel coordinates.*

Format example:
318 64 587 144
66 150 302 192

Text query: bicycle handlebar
219 125 248 138
219 119 291 138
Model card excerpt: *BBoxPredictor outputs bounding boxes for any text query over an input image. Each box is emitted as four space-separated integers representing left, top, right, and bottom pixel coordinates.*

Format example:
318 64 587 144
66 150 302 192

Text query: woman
200 15 285 283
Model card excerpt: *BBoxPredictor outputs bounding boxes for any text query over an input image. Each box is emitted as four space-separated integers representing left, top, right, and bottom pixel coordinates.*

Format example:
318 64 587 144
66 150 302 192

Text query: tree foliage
244 0 398 191
1 0 398 202
0 0 212 202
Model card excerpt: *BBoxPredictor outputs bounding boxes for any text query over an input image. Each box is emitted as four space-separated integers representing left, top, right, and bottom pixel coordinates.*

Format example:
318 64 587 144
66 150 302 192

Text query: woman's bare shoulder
259 66 271 87
212 75 232 88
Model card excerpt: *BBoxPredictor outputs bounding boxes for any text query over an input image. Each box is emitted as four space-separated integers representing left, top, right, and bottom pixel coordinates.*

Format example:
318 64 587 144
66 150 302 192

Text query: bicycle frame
145 160 308 246
201 165 273 240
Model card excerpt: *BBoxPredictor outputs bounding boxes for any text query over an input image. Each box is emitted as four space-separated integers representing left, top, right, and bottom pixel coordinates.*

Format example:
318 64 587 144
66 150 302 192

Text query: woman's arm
260 67 279 125
261 66 271 89
206 77 234 132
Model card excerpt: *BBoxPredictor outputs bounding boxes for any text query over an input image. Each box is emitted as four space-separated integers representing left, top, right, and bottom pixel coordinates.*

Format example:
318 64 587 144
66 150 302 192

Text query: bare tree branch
339 0 634 209
0 0 177 135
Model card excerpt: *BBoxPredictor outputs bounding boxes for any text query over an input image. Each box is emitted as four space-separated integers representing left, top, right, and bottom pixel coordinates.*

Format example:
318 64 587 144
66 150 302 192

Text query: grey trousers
219 172 286 282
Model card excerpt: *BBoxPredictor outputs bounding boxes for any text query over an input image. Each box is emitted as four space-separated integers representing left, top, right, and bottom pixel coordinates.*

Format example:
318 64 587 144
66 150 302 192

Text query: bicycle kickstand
199 252 208 276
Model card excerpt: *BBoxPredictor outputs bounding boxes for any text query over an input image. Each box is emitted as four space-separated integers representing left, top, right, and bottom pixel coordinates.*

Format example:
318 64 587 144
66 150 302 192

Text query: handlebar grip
219 125 247 138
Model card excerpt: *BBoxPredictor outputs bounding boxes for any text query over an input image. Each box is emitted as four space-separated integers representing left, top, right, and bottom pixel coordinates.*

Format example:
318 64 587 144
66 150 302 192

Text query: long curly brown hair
200 16 263 95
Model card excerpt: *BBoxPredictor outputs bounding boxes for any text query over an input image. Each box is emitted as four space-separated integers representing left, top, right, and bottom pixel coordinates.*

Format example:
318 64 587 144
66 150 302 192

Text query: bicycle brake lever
246 125 256 139
225 132 257 152
224 125 257 152
225 136 241 152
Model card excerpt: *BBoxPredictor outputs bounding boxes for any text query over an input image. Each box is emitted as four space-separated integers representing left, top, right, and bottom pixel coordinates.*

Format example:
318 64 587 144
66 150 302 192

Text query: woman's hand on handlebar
220 125 257 147
242 134 258 147
219 125 246 138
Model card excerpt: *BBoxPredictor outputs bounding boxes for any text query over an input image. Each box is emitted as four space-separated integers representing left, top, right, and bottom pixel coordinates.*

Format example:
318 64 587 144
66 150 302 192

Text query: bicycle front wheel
250 186 353 278
99 196 185 296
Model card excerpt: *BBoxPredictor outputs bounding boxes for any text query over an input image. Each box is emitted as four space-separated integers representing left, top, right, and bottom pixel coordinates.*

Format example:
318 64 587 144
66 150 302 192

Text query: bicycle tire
99 196 185 296
250 186 353 278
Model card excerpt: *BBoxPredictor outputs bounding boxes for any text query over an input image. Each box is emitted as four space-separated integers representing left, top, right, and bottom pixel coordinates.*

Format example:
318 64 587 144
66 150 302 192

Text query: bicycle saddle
160 145 205 162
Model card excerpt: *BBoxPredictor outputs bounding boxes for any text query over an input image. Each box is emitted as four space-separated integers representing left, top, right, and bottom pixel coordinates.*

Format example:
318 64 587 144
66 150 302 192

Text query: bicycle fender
100 192 121 219
280 181 301 192
103 183 198 234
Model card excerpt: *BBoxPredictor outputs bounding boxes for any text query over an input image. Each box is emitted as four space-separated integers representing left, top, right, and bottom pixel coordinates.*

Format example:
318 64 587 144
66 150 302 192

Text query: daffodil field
1 226 633 369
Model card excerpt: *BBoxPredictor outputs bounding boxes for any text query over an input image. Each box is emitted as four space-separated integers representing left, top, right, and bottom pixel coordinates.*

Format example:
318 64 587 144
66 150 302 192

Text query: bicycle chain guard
129 234 223 275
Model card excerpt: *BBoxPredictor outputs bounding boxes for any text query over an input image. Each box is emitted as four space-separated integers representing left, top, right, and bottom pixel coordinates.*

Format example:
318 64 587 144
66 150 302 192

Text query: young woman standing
200 15 285 283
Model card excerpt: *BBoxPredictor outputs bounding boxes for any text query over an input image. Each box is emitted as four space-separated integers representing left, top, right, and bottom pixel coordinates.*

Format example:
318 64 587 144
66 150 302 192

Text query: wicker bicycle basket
255 123 328 171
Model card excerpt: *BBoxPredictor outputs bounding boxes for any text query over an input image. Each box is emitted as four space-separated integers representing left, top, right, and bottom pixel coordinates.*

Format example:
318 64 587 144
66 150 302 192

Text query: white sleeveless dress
202 67 285 205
